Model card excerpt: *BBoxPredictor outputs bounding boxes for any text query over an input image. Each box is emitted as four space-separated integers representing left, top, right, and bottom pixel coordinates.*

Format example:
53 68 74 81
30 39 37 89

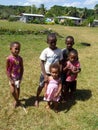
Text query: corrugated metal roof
57 16 81 20
94 19 98 22
21 13 44 17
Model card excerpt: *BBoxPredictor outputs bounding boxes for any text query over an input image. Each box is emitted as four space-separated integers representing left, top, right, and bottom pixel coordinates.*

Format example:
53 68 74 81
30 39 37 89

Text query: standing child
63 50 81 100
61 36 78 101
6 41 24 108
44 63 62 112
34 33 63 107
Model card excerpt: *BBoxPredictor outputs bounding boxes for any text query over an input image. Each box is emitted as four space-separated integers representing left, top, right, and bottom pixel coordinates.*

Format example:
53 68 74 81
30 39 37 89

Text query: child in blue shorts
34 33 63 107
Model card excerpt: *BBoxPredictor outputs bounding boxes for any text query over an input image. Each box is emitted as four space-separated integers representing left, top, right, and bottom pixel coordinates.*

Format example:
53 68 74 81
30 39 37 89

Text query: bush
60 19 75 26
8 16 20 22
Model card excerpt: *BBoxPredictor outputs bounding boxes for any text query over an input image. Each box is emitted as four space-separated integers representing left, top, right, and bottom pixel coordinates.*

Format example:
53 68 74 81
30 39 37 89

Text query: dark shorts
39 73 50 88
65 80 77 93
61 72 66 85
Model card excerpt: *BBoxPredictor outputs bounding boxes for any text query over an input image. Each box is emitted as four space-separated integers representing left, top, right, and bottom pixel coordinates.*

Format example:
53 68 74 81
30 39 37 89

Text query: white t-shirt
40 47 63 74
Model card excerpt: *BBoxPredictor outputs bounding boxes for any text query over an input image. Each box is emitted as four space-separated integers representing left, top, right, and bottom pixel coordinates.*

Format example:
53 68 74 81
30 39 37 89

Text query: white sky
0 0 98 9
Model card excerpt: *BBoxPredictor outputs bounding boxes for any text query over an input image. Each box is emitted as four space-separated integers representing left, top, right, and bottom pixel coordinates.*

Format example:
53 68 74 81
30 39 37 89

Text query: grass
0 20 98 130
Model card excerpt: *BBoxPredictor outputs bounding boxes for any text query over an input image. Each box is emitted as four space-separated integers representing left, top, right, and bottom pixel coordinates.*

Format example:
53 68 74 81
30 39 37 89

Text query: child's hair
49 63 60 74
10 41 20 49
65 36 74 44
47 33 57 42
69 49 78 58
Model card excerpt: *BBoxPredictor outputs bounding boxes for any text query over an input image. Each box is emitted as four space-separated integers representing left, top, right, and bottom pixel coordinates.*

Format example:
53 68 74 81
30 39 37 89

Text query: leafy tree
46 5 65 17
31 4 38 14
66 7 79 17
94 4 98 19
38 4 46 15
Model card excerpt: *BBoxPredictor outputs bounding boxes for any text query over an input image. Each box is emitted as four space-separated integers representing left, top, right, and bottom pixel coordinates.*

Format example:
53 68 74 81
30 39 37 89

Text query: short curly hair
49 63 60 74
10 41 20 49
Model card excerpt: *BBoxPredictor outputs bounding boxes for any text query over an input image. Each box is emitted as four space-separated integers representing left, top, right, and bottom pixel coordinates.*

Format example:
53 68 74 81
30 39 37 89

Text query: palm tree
31 4 37 14
38 4 46 15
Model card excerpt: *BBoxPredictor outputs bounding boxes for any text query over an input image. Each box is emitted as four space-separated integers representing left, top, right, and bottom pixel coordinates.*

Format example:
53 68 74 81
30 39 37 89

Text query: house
20 13 44 23
56 16 82 25
93 19 98 26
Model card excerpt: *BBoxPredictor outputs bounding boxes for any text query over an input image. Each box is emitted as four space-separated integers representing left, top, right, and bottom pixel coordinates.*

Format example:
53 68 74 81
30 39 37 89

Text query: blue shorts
39 73 50 88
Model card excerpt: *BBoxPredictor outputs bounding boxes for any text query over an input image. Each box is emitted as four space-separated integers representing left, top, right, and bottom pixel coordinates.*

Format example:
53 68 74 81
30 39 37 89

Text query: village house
93 19 98 26
20 13 44 23
56 16 82 25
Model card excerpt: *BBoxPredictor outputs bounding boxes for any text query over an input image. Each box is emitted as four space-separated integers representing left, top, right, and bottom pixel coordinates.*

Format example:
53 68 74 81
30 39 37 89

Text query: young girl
6 41 24 108
44 63 62 112
63 50 81 100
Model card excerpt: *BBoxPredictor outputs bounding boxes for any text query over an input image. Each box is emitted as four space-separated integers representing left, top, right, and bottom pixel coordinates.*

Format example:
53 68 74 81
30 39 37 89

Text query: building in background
20 13 44 23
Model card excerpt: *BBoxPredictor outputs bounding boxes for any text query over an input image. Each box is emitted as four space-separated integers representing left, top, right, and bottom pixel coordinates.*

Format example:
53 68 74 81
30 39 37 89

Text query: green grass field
0 20 98 130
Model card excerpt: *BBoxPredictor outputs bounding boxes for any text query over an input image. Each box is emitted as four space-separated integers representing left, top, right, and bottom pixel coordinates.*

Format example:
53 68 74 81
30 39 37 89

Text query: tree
46 5 65 17
38 4 46 15
94 4 98 19
81 8 88 19
66 7 79 17
31 4 38 14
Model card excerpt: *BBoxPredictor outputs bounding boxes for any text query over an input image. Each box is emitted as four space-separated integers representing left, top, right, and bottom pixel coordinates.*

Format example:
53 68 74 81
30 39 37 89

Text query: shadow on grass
59 89 92 113
59 100 76 113
75 89 92 101
20 96 44 108
80 42 91 46
20 89 92 112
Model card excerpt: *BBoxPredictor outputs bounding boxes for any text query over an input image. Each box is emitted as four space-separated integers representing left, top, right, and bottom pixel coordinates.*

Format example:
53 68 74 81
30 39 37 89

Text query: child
63 50 81 100
34 33 63 107
6 41 24 108
61 36 78 101
44 63 62 112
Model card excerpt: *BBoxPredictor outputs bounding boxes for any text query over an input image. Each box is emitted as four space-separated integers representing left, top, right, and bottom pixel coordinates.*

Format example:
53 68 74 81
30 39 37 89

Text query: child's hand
72 67 80 74
73 67 77 71
19 80 21 84
63 66 69 71
44 75 48 82
10 79 15 85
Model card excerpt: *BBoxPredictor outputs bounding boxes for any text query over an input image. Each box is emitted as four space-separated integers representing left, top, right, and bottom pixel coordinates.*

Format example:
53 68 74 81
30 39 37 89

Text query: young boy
34 33 63 107
61 36 78 101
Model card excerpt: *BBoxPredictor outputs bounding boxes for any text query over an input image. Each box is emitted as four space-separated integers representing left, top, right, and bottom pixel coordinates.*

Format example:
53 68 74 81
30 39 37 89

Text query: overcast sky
0 0 98 9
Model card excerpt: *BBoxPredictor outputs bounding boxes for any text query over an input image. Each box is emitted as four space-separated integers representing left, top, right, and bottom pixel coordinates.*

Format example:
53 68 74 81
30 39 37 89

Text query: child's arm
63 65 69 72
59 60 62 73
44 78 49 98
71 62 81 74
6 58 14 84
54 80 62 98
19 57 24 80
72 68 81 74
63 62 69 72
40 60 48 80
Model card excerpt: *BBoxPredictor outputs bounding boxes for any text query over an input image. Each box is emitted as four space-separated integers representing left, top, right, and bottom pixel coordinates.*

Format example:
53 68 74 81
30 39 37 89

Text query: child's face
69 53 77 63
50 68 59 79
11 44 20 56
66 38 74 50
47 37 57 50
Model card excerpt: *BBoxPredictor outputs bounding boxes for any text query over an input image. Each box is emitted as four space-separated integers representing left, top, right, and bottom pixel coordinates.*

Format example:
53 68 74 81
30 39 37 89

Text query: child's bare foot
45 105 50 109
54 108 59 113
34 100 39 107
55 110 58 113
13 100 21 108
13 101 17 108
